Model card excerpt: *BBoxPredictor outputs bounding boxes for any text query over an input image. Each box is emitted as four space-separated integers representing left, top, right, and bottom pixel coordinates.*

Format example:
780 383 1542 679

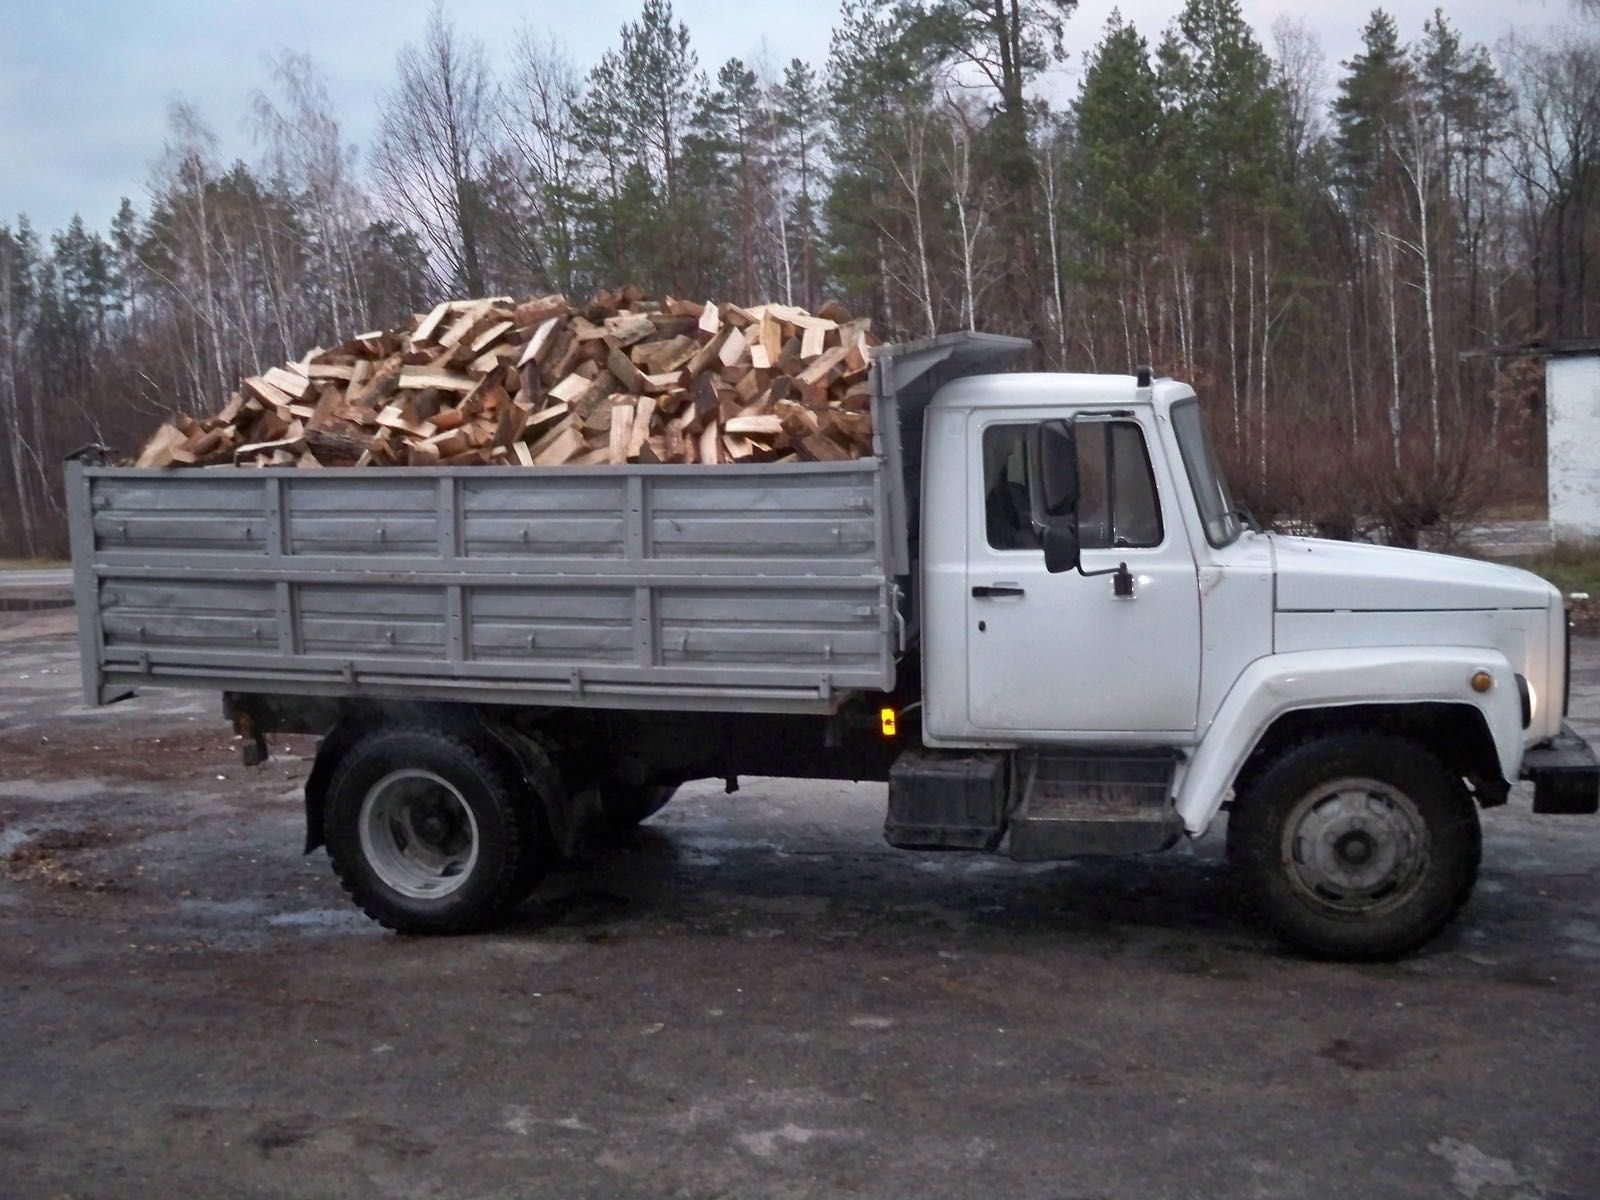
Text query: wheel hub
358 769 480 900
1282 777 1428 913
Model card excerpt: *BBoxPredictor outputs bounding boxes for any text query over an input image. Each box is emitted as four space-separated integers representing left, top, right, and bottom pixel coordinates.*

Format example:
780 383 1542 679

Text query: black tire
506 733 564 902
324 726 534 935
1229 732 1481 961
600 784 677 835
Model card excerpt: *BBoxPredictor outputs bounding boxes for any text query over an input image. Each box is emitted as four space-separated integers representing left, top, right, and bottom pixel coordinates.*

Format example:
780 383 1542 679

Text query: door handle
971 585 1025 598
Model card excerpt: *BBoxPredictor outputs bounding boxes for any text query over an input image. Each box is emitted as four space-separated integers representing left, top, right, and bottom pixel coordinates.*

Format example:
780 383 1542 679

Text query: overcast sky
2 0 1584 236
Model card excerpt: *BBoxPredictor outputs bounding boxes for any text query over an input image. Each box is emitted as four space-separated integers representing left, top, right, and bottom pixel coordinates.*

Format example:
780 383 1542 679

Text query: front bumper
1522 722 1600 814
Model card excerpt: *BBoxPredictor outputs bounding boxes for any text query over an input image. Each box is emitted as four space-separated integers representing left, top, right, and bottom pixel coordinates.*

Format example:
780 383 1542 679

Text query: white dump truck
66 332 1599 959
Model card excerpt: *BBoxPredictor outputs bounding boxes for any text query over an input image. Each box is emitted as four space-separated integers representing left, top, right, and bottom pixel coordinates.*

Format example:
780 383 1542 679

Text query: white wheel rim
358 769 480 900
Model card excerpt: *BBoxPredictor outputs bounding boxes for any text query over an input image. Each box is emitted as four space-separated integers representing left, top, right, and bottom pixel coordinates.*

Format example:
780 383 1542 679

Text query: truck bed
66 460 897 713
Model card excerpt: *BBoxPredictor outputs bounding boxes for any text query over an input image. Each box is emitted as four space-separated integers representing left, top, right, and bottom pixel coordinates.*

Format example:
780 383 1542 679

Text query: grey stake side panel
72 460 898 712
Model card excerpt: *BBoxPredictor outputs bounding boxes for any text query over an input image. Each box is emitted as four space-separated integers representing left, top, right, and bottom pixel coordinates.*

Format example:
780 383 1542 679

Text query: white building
1545 346 1600 539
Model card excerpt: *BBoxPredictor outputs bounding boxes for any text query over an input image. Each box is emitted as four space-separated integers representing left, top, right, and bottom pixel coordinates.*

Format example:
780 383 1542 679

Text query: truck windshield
1171 399 1243 547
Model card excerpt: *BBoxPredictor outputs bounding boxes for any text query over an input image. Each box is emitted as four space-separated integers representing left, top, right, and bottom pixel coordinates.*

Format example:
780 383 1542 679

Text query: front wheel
1229 732 1481 961
324 727 538 934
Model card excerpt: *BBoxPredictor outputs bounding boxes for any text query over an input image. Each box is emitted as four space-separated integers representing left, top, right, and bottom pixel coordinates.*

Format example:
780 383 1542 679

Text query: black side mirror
1033 420 1079 518
1042 522 1080 574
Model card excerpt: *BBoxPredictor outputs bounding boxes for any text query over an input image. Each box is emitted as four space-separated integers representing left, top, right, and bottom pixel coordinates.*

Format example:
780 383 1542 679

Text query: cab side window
981 419 1162 552
983 426 1041 550
1074 421 1163 549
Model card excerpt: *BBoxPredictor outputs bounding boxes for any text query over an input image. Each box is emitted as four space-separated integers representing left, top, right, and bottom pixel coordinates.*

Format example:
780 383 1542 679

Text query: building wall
1548 354 1600 539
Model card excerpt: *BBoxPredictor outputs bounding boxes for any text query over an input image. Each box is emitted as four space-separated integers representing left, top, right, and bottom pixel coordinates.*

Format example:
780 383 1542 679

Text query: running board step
1007 751 1184 860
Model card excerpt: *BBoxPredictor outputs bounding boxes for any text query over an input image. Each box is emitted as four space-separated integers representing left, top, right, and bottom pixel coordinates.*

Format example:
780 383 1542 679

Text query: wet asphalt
1 615 1598 1199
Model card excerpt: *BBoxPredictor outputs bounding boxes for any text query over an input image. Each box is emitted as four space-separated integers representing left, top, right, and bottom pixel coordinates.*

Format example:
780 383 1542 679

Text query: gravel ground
1 610 1598 1199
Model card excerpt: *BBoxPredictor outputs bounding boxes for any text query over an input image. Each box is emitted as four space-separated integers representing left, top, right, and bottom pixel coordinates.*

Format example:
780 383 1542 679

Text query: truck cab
888 362 1597 958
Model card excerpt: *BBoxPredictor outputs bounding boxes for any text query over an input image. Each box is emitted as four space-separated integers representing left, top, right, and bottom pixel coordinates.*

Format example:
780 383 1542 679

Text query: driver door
964 410 1201 736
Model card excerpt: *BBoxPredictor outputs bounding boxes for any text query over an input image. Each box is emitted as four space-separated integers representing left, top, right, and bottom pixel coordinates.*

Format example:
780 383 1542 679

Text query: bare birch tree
372 5 493 295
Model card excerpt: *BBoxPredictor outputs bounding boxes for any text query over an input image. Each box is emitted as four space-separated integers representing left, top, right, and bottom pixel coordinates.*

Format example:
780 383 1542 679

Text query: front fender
1175 646 1524 835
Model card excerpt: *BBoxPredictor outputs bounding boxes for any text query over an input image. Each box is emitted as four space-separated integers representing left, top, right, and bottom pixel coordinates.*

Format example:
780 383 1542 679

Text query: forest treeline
2 0 1597 554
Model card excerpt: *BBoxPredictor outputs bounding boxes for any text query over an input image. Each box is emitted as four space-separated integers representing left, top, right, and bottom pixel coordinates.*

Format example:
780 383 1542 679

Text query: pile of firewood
133 290 879 470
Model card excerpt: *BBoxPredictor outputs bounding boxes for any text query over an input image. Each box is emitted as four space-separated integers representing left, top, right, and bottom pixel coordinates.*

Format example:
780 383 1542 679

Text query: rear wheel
1229 732 1481 960
325 727 537 934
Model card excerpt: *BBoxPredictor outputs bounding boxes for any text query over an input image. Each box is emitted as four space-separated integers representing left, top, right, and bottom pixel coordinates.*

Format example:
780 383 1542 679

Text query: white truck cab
894 367 1595 958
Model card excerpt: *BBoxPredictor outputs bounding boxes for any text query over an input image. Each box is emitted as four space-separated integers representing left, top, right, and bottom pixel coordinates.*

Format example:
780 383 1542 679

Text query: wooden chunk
607 404 634 463
799 324 827 359
243 375 297 410
304 362 356 382
523 401 570 437
263 366 312 399
801 433 852 462
470 320 516 354
135 422 188 469
839 317 872 350
398 367 477 393
759 312 783 366
699 420 722 465
603 312 656 346
725 415 783 438
627 396 657 461
516 315 563 367
698 300 720 335
532 425 585 466
548 373 591 404
512 294 568 326
608 345 646 394
376 403 436 439
438 300 492 348
718 326 748 368
797 345 850 386
413 300 454 343
685 326 731 377
513 441 536 466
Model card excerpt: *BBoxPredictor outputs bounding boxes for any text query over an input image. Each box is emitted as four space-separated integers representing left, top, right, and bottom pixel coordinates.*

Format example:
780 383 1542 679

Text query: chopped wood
470 320 515 354
398 367 477 393
517 315 562 367
627 396 657 461
797 345 850 386
603 312 655 346
725 415 784 437
607 404 634 463
263 366 312 399
532 425 585 466
512 294 567 326
548 373 592 404
413 300 454 343
718 326 748 368
607 345 646 394
131 289 876 469
438 300 492 348
134 423 188 469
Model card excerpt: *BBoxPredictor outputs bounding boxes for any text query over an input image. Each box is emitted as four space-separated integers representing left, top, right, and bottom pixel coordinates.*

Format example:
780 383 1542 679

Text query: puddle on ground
266 907 377 933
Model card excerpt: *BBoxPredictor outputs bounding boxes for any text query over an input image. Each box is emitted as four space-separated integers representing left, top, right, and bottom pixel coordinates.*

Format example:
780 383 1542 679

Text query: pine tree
619 0 703 292
776 59 825 310
1333 10 1414 201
